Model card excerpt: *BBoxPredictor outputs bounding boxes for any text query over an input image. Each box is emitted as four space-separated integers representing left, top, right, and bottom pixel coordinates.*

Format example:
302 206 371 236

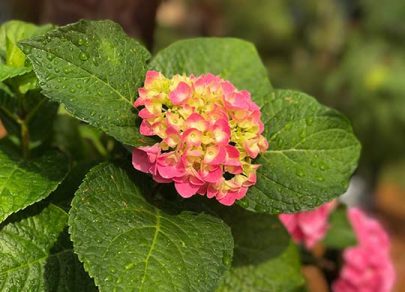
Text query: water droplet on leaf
79 52 88 61
125 263 135 270
239 200 249 208
222 253 232 266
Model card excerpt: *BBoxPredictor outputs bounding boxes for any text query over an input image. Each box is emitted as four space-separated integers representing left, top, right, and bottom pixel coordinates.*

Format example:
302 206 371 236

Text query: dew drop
319 163 326 171
296 170 304 177
79 52 88 61
306 117 314 126
222 253 232 266
317 176 325 182
47 53 55 61
69 88 76 93
22 46 31 54
92 57 99 66
125 263 135 270
78 38 85 46
238 200 249 208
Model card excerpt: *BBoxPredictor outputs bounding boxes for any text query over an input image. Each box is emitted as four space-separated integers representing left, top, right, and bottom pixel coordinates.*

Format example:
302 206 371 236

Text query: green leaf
0 204 96 291
150 38 272 105
20 20 155 147
0 142 69 223
323 207 357 249
49 161 98 212
241 90 361 213
0 89 59 145
69 163 234 291
0 82 13 97
0 65 31 82
0 20 52 68
23 90 59 143
217 207 305 291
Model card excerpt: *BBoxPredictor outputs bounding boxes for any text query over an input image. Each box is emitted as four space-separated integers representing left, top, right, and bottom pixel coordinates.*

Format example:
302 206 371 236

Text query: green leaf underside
217 207 305 291
150 38 273 105
242 89 361 213
0 143 69 223
0 204 96 291
69 163 234 291
323 207 357 249
20 20 154 146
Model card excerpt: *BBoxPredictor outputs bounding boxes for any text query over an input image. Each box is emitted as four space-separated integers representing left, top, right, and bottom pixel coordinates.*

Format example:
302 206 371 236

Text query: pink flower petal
212 119 231 145
132 148 153 173
218 192 237 206
175 181 200 198
144 70 161 87
201 167 223 183
204 145 226 165
139 108 156 119
185 113 208 132
140 120 155 136
169 82 191 105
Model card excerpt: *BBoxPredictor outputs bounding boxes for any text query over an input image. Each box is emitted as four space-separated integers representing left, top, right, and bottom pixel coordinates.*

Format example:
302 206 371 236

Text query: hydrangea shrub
0 19 362 291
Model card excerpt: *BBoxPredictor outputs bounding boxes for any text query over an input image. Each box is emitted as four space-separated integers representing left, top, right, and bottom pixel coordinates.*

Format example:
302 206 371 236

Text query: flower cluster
279 201 336 248
333 208 395 292
132 71 268 205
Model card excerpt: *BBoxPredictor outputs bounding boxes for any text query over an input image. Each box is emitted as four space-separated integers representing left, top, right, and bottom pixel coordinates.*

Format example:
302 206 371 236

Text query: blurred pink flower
132 71 268 205
332 208 395 292
279 201 336 248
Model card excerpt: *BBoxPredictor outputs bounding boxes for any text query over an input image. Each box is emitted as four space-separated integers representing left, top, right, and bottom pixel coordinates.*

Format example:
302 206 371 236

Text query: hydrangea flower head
332 208 395 292
132 71 268 205
279 201 336 248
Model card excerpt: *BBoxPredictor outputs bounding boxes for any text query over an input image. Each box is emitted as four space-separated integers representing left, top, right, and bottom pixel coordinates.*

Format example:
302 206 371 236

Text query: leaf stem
19 119 30 159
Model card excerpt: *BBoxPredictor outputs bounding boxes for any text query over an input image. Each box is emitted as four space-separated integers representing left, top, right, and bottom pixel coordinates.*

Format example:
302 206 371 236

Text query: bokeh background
1 0 404 290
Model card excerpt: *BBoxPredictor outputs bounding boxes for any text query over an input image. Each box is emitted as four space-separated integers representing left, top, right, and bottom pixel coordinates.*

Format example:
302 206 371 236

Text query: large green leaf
241 90 361 213
69 163 234 291
150 38 272 105
0 204 96 291
0 20 52 94
0 20 52 68
0 142 69 223
20 20 155 147
217 207 305 291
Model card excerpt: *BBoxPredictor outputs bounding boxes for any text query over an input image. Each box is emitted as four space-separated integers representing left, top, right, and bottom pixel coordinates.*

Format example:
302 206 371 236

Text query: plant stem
19 119 30 159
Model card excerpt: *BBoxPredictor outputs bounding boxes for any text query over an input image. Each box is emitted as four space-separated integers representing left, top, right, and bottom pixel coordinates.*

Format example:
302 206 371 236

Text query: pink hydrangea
132 70 268 205
279 201 336 248
332 208 395 292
